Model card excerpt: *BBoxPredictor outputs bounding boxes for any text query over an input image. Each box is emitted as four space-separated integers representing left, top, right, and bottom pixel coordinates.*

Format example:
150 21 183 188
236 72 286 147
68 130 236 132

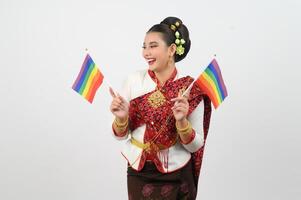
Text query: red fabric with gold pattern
192 95 212 188
179 130 196 145
128 69 212 183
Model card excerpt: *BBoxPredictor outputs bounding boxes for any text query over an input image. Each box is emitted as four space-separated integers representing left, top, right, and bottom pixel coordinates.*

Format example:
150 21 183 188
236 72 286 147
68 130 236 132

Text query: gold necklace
147 87 166 108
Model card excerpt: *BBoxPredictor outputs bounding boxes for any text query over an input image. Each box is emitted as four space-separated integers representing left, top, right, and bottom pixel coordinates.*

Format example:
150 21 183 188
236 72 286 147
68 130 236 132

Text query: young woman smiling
110 16 212 200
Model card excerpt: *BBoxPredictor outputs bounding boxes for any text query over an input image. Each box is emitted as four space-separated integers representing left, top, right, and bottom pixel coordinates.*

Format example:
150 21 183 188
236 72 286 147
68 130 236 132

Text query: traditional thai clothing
127 159 197 200
112 68 212 200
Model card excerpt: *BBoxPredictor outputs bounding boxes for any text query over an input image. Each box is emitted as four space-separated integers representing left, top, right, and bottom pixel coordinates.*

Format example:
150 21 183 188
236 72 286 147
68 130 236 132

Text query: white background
0 0 300 199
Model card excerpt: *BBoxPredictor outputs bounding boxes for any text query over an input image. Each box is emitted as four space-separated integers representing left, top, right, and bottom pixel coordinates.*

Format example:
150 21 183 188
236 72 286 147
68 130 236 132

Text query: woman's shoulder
121 69 152 101
125 69 148 83
128 69 147 79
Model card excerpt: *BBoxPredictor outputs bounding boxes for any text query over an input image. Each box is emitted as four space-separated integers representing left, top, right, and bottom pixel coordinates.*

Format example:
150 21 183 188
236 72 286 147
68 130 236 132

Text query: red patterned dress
112 68 212 200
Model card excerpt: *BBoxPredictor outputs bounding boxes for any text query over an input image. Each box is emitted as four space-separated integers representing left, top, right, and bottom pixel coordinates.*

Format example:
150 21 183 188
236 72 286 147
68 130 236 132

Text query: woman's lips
147 58 156 65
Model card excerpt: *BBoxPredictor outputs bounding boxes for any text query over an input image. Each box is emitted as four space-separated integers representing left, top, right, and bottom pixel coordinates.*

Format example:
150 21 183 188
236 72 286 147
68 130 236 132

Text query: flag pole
84 48 113 88
182 80 195 97
182 53 217 97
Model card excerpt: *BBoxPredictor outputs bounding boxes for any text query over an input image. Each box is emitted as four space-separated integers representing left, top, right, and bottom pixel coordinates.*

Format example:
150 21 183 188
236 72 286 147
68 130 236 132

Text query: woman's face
142 32 175 72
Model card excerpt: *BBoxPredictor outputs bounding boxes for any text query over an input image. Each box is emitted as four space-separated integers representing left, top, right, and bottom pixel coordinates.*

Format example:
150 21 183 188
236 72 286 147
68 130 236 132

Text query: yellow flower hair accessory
170 24 177 31
174 31 185 55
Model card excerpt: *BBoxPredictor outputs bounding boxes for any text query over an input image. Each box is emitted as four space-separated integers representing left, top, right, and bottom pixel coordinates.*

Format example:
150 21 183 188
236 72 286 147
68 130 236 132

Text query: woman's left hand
171 90 190 122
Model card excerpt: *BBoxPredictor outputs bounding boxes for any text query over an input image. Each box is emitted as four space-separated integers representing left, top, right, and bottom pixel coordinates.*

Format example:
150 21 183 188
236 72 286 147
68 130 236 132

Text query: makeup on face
142 32 171 71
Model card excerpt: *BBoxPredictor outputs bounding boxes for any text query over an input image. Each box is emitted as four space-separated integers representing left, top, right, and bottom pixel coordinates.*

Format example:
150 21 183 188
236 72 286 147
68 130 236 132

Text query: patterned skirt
127 159 197 200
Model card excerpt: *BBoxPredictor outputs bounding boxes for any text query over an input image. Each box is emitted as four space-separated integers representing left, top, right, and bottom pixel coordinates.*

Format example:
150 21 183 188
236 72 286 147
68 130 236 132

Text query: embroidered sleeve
112 124 129 140
179 129 196 145
181 100 205 152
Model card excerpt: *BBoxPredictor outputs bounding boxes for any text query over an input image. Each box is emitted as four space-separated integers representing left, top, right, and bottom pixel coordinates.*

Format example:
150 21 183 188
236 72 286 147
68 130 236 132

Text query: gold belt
130 137 177 151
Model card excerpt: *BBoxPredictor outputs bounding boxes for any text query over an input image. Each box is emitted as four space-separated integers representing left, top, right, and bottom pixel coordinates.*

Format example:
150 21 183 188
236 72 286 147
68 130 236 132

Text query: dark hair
147 16 191 62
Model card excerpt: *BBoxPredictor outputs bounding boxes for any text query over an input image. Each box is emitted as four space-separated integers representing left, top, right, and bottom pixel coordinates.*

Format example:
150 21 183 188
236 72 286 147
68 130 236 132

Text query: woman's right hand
109 87 129 121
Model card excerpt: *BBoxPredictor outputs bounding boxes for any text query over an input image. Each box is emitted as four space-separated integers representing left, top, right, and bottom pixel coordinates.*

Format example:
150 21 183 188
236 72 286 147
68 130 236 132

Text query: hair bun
148 16 191 62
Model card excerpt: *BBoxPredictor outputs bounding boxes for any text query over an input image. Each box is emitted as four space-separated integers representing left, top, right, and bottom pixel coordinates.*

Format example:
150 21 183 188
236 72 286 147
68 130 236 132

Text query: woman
109 17 212 200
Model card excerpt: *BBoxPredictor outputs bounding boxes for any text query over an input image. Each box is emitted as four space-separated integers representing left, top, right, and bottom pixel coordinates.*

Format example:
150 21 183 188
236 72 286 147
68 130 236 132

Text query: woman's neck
154 64 176 86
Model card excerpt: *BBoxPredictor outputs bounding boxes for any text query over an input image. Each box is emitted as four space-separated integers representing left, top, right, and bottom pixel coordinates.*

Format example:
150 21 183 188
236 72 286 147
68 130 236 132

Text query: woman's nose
143 48 151 57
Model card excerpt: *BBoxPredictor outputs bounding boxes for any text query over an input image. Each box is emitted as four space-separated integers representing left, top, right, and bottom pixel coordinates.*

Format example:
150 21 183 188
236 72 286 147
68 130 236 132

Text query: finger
120 101 129 109
182 88 191 99
174 102 188 109
112 102 122 109
117 93 126 102
109 87 116 98
173 101 189 108
172 105 189 112
116 92 127 103
116 104 125 111
172 101 184 107
182 91 190 100
110 104 119 112
114 98 122 104
118 104 126 111
171 97 183 102
182 82 193 97
174 107 187 113
179 97 188 103
178 90 185 99
171 97 188 104
183 94 189 99
172 99 185 108
111 107 118 112
114 100 128 111
112 104 124 112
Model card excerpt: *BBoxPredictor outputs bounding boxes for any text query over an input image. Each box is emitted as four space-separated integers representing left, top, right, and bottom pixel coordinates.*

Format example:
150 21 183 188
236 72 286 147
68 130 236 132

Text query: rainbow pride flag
72 54 104 103
195 59 228 109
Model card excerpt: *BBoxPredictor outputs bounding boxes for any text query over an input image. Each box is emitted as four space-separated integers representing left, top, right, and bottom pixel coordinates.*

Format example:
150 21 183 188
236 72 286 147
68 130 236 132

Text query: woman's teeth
147 58 156 65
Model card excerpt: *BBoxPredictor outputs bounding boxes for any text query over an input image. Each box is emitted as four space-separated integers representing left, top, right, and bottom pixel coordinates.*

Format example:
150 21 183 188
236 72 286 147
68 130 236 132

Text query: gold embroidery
147 89 166 108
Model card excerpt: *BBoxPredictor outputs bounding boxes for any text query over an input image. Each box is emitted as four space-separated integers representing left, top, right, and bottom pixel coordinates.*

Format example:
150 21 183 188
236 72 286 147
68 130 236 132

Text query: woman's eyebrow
143 41 159 46
149 41 158 45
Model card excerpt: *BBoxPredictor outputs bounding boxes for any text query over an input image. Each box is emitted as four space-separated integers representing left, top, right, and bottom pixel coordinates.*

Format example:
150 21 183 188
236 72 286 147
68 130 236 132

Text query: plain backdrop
0 0 300 199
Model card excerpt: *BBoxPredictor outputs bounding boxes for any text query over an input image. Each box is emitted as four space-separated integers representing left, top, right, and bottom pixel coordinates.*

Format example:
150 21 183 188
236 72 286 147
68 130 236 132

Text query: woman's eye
142 45 158 49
